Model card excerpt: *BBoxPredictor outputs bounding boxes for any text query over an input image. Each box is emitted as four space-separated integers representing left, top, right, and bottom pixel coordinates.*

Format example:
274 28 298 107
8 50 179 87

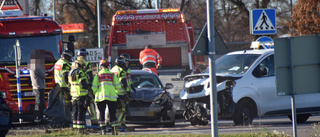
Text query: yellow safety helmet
74 58 86 69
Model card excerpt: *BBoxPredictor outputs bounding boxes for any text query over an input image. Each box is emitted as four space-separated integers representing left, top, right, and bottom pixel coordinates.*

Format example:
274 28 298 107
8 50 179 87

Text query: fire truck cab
0 0 73 122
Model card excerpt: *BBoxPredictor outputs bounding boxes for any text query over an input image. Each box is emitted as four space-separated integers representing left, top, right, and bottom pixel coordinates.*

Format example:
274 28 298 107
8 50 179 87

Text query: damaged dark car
127 70 176 127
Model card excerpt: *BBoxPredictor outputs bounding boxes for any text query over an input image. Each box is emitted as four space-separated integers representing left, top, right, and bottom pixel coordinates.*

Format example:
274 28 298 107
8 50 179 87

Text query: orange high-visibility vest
139 48 162 67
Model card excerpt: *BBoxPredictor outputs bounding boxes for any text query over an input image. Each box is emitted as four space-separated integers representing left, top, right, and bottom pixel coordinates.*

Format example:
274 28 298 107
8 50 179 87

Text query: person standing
68 59 89 134
77 48 93 84
92 59 121 135
77 48 97 125
54 50 73 111
139 44 162 75
119 53 132 93
29 49 47 122
111 54 132 129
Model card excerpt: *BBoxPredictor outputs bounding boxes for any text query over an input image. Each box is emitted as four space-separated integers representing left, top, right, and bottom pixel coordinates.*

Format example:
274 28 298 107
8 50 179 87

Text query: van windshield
214 54 260 74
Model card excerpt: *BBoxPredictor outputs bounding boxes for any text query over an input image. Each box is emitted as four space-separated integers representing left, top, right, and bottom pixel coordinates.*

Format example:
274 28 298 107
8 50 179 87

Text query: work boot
101 129 105 135
100 126 106 135
111 126 118 135
73 128 79 134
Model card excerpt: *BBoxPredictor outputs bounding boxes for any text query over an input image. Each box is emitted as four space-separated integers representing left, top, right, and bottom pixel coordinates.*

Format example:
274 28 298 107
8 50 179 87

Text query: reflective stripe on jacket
139 48 162 66
69 69 88 98
54 59 71 88
110 65 132 95
92 68 121 102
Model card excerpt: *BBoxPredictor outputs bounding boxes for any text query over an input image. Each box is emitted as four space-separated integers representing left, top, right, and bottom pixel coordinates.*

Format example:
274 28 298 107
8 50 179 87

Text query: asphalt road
7 74 320 136
8 115 320 136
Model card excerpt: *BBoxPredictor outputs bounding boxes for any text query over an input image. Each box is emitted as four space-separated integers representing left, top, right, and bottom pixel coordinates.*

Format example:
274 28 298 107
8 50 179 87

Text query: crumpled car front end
127 88 176 127
180 73 238 125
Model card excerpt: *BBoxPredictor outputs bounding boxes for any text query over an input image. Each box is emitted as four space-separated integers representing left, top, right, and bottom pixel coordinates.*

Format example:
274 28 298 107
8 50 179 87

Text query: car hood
131 88 167 102
184 73 242 83
183 73 241 90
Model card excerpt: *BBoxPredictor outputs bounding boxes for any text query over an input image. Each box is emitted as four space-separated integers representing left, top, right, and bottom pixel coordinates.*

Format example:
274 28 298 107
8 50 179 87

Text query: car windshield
131 74 163 89
203 54 260 74
0 35 61 65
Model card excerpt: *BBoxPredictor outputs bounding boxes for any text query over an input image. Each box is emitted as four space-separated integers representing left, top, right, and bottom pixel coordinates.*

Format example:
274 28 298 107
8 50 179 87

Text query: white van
180 49 320 125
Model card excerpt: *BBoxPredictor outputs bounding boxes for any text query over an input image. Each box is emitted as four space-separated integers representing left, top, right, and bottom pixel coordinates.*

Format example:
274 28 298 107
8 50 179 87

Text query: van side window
258 55 275 77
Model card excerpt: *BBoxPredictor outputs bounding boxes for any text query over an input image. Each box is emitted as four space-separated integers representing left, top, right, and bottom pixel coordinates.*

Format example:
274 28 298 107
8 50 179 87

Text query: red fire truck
107 8 197 74
0 0 73 121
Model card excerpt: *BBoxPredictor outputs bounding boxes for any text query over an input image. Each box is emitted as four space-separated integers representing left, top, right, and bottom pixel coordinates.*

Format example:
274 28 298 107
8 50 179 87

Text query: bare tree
54 0 154 48
51 0 291 49
220 0 292 41
28 0 50 15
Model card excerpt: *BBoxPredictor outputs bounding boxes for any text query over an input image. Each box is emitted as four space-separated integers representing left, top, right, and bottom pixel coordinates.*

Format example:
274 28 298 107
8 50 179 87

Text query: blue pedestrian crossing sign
250 9 276 35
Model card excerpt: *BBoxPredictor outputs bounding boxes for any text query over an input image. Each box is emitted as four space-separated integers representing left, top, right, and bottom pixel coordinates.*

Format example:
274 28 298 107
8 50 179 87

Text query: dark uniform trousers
97 100 117 124
72 96 87 127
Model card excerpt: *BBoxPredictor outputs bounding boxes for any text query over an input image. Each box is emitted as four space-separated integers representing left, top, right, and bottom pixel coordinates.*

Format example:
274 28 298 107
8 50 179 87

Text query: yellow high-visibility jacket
92 68 121 102
110 65 132 95
54 59 71 88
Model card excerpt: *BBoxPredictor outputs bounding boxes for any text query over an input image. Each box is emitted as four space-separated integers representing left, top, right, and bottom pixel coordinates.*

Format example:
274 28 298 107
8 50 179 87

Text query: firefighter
119 53 132 93
68 59 89 134
77 48 93 84
110 55 132 129
54 50 73 111
139 44 162 75
92 59 121 135
77 48 97 125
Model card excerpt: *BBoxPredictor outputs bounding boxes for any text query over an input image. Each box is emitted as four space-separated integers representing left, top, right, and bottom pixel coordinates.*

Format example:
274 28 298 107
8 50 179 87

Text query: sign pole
14 40 23 123
289 1 297 136
97 0 101 48
289 38 297 137
53 0 56 21
207 0 218 136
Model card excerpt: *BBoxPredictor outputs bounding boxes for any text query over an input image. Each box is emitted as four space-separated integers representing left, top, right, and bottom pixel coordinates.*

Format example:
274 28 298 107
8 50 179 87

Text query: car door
251 54 292 116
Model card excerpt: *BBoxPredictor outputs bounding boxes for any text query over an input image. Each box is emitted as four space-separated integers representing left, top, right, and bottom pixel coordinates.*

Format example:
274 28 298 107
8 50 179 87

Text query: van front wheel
233 100 254 125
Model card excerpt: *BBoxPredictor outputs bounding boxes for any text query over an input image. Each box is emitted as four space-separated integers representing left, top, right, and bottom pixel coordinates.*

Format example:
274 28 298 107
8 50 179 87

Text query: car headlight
154 100 161 104
153 93 170 104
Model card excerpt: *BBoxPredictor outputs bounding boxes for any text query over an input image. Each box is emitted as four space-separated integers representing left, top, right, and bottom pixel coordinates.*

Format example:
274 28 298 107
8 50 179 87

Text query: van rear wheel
288 114 310 123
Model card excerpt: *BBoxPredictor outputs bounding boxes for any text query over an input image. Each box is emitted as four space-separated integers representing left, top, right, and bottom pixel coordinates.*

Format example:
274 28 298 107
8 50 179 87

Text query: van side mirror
252 66 267 77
